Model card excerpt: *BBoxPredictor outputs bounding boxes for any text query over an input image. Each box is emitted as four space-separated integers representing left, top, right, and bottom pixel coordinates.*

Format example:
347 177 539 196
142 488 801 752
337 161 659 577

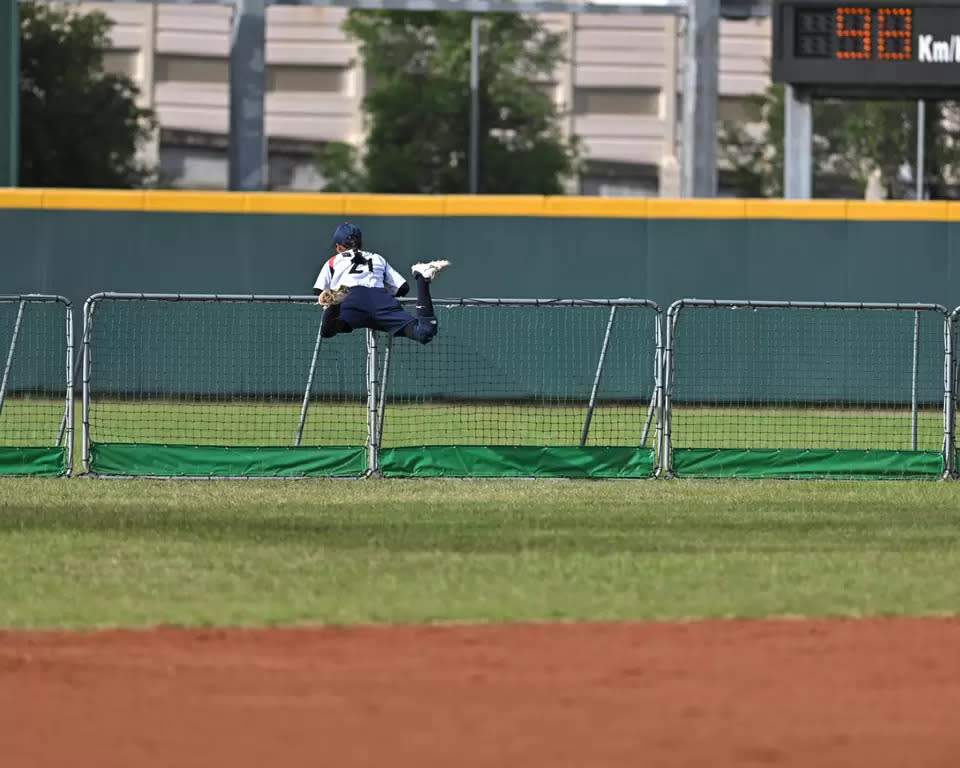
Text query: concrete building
85 2 771 194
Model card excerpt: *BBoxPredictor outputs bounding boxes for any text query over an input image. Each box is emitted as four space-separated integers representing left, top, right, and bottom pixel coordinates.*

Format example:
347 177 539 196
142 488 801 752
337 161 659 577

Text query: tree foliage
719 82 960 199
316 11 580 194
19 1 157 188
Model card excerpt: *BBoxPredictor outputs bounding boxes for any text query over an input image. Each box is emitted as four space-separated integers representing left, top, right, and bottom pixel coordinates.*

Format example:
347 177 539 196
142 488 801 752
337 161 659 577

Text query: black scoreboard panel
772 1 960 95
794 6 912 60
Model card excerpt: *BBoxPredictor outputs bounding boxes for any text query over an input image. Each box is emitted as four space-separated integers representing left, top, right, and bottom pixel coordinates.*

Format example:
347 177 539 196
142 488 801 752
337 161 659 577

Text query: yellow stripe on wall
647 199 749 219
0 188 956 222
41 189 148 211
846 200 950 222
745 200 850 221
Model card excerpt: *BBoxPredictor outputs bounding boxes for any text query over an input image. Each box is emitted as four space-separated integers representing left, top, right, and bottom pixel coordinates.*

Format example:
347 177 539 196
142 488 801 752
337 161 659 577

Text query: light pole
469 15 483 195
680 0 719 197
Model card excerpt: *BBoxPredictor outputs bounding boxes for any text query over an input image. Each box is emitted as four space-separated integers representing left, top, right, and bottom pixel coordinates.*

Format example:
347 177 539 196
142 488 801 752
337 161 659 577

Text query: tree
834 100 960 199
19 1 157 188
316 11 580 194
717 83 787 197
719 81 960 199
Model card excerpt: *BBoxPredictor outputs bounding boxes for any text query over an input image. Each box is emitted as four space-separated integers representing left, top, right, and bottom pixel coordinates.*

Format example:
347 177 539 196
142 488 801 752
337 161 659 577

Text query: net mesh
87 297 368 447
0 298 69 448
378 301 660 447
669 304 945 451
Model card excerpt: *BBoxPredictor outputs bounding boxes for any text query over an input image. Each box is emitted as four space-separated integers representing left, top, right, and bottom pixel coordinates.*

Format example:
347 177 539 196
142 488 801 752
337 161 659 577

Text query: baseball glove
318 287 350 306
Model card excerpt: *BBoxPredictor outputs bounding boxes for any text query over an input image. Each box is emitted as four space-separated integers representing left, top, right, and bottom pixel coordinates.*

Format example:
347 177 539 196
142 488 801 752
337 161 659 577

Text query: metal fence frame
81 294 663 478
82 292 325 477
54 293 960 481
948 306 960 478
0 294 74 476
375 297 665 477
662 299 953 478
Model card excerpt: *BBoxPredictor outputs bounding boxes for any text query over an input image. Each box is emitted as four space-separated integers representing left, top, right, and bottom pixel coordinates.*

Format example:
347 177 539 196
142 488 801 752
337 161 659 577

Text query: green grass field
0 397 947 450
1 478 959 630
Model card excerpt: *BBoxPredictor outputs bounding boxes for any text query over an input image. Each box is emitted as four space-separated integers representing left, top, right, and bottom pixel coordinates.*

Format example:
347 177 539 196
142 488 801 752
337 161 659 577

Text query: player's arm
313 259 335 303
313 273 330 303
382 259 409 297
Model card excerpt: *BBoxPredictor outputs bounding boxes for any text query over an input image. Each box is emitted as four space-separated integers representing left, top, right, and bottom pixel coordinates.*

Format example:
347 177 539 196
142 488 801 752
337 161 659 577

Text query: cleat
411 260 450 282
318 287 350 306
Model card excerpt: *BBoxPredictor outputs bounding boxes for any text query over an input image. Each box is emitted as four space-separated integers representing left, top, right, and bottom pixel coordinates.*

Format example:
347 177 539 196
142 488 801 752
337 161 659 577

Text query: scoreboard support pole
784 85 812 199
0 0 17 187
916 100 926 200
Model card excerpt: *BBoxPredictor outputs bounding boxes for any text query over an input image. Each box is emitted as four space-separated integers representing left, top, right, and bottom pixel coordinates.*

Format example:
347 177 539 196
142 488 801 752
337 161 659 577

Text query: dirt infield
2 618 959 767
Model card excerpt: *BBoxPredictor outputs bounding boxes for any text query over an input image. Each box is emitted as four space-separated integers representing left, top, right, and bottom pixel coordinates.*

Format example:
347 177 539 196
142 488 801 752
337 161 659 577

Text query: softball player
314 222 450 344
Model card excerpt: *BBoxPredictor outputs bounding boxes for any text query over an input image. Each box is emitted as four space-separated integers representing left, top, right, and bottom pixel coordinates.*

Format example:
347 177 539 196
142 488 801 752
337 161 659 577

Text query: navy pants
322 286 437 344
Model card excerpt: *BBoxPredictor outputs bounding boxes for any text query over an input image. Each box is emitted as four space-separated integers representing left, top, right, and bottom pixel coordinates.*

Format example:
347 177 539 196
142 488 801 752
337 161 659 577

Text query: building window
268 66 343 93
155 56 230 84
573 88 660 117
102 51 139 79
158 130 228 189
269 152 325 191
579 161 659 197
718 96 763 124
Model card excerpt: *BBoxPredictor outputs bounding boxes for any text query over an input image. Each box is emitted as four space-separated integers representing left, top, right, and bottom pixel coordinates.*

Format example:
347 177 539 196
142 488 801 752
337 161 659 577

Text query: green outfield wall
2 192 960 313
1 191 958 405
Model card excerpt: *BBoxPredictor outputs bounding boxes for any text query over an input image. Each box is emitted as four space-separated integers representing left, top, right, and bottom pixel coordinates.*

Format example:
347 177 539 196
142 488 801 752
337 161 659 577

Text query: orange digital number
878 8 913 60
835 7 872 60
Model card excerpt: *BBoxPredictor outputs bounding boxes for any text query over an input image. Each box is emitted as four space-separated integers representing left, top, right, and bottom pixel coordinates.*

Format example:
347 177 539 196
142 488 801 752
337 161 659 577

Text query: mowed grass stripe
0 398 949 450
0 478 959 629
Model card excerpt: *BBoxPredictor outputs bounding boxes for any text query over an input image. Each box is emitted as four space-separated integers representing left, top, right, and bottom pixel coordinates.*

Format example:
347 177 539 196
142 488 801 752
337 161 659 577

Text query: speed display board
772 1 960 94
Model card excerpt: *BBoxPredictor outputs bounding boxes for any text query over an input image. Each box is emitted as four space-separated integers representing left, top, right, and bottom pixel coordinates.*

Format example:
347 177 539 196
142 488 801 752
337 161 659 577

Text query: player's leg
319 288 353 338
402 276 437 344
403 260 450 344
321 304 353 338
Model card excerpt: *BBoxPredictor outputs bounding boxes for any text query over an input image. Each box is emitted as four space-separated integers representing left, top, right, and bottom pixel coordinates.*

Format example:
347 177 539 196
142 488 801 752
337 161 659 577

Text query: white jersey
313 249 408 295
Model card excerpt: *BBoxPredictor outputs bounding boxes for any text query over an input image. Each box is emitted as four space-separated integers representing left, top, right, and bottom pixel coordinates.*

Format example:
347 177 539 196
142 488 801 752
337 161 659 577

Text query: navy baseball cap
332 222 362 247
